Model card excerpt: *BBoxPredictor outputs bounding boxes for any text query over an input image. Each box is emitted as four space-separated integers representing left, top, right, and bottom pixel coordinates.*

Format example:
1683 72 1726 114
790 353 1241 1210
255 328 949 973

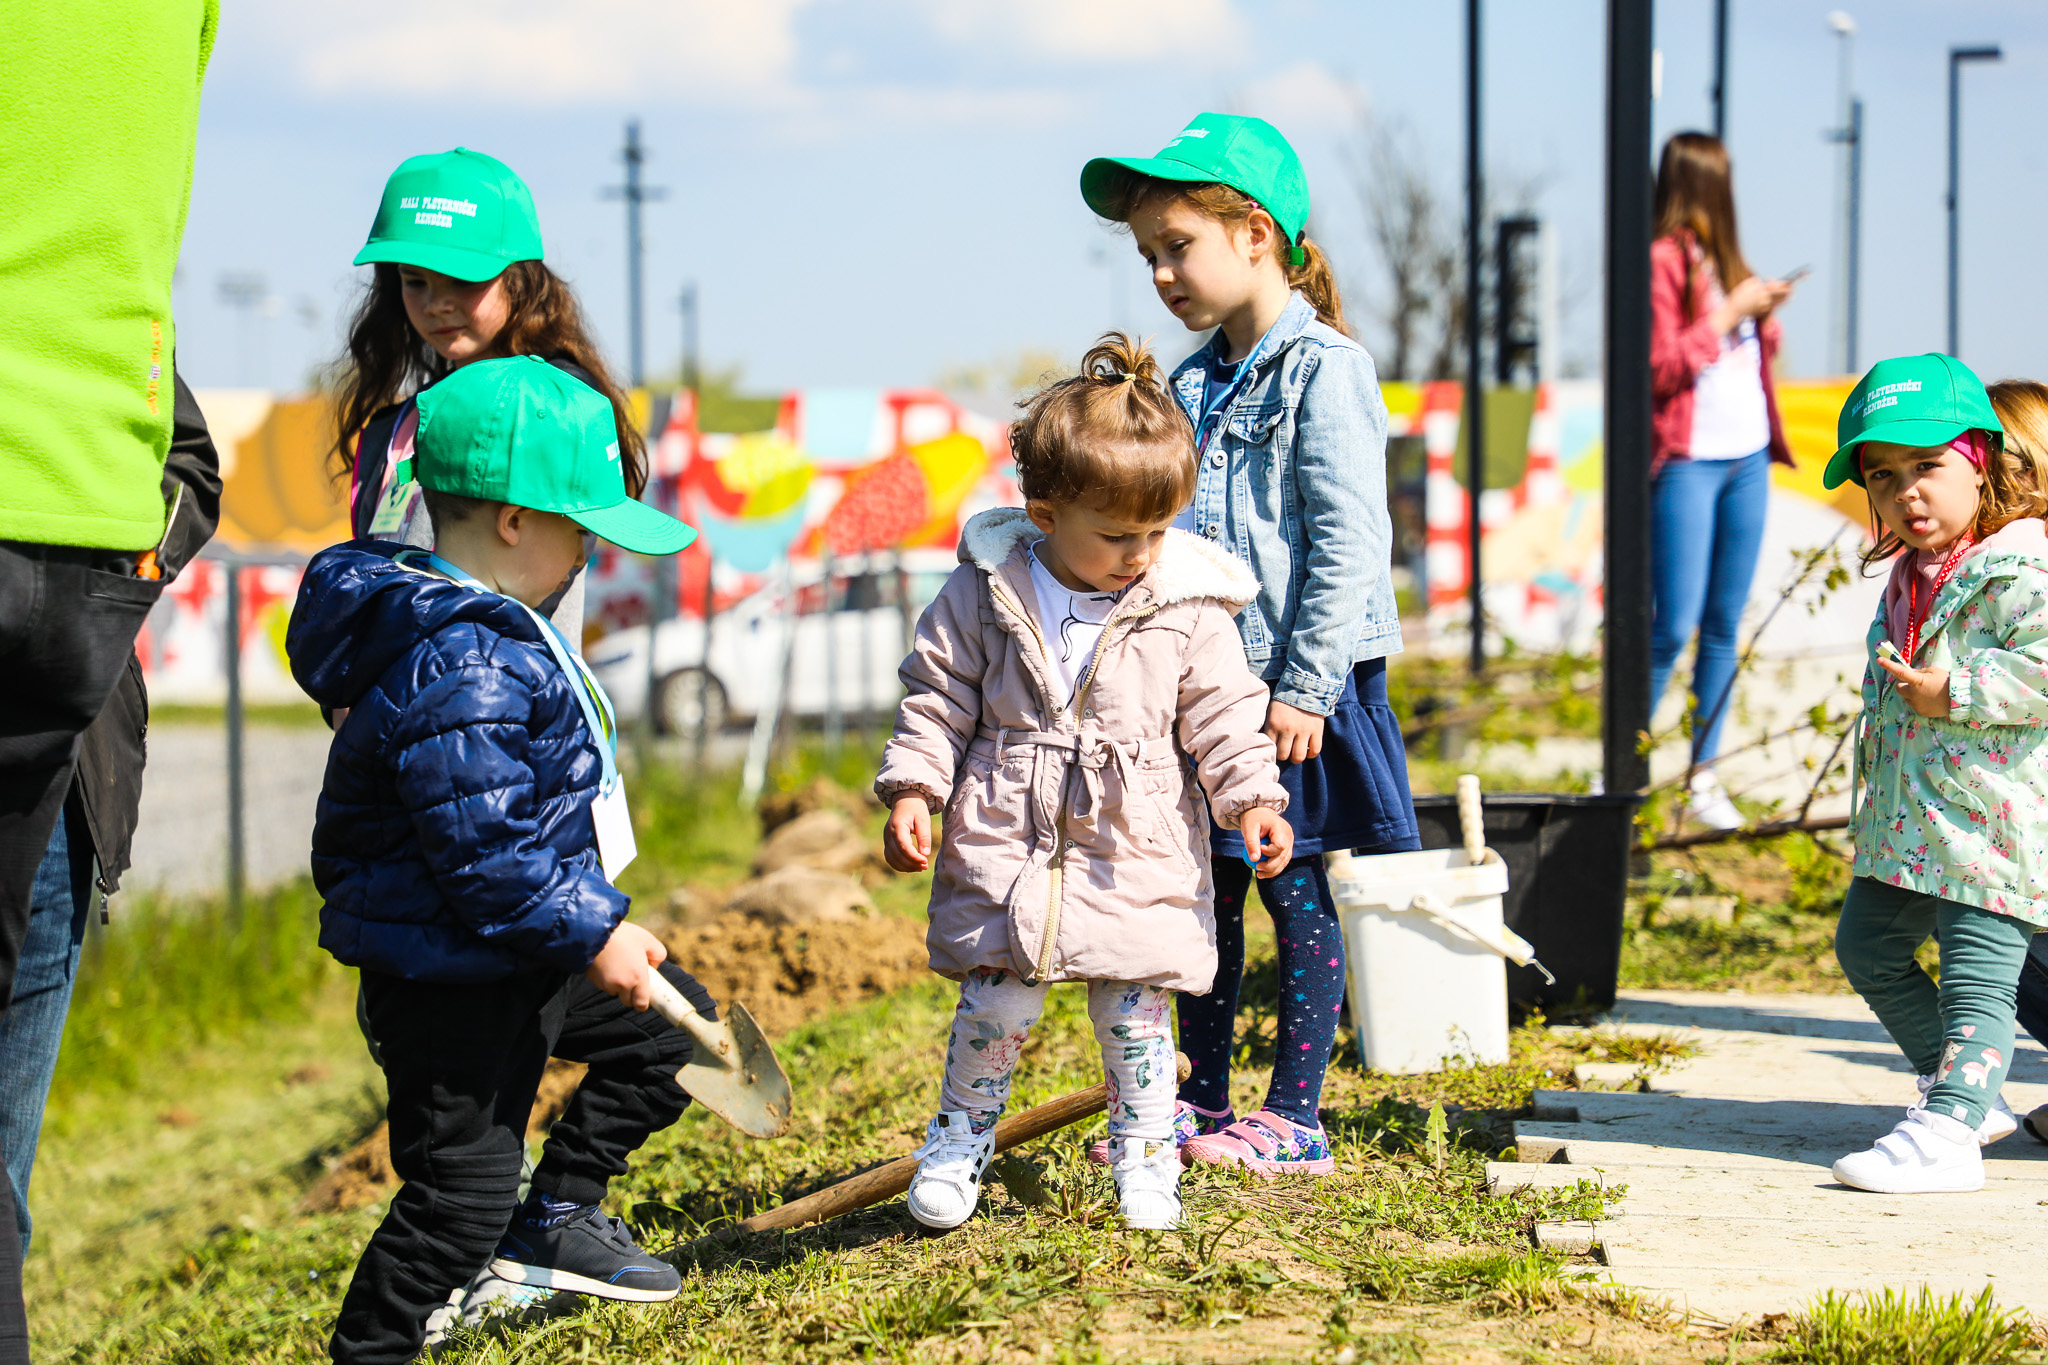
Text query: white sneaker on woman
1833 1109 1984 1193
906 1111 996 1230
1682 770 1744 831
1111 1138 1183 1230
1916 1074 2018 1144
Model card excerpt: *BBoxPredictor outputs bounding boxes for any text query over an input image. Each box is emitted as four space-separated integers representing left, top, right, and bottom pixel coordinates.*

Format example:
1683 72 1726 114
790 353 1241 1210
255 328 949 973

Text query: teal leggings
1835 877 2036 1127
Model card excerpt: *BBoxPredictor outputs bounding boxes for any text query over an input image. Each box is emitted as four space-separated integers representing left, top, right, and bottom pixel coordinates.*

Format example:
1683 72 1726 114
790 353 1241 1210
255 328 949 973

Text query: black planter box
1409 793 1640 1014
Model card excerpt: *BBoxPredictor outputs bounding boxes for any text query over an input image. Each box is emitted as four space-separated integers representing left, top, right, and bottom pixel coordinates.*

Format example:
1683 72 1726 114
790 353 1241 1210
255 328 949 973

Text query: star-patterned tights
1178 854 1345 1128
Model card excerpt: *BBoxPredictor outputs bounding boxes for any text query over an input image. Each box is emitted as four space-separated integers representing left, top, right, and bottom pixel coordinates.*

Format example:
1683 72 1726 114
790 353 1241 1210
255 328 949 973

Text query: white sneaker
1111 1138 1183 1230
1915 1074 2018 1145
906 1111 996 1230
422 1270 555 1347
1682 770 1744 831
1832 1108 1984 1193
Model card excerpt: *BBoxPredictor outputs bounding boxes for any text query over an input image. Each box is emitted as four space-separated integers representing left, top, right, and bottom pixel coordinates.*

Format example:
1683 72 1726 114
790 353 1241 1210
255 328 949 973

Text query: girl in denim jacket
1082 114 1419 1175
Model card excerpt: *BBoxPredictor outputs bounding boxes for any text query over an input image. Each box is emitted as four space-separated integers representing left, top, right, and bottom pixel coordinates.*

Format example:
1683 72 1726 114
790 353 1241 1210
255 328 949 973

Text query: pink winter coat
1650 230 1794 478
876 508 1288 993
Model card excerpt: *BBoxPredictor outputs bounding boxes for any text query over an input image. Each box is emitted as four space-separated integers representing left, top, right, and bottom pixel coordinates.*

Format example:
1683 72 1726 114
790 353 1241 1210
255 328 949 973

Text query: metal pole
1829 13 1856 374
1711 0 1729 140
1847 97 1863 373
1947 46 2004 358
679 281 700 393
604 121 666 389
824 554 843 755
223 561 245 922
1604 0 1655 798
696 551 715 769
1464 0 1485 675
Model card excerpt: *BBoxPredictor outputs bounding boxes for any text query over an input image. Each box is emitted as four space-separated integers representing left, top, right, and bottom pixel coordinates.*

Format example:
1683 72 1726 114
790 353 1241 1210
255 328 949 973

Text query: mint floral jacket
1852 525 2048 926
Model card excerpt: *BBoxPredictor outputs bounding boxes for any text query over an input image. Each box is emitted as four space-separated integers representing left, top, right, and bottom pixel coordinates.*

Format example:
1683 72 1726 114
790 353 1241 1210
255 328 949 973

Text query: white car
586 552 957 734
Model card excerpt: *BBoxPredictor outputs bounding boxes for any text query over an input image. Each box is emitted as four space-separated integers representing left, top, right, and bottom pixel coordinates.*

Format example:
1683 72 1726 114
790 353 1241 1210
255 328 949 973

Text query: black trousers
0 542 164 1364
329 962 712 1365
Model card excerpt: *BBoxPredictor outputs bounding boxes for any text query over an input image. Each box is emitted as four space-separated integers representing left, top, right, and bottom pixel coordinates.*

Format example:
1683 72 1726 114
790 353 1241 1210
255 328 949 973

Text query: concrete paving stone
1572 1062 1646 1090
1516 990 2048 1319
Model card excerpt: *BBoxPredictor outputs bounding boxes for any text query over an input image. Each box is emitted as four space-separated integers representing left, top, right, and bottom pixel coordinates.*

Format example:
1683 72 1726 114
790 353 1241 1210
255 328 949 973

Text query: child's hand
884 795 933 873
1240 807 1295 879
586 921 667 1012
1264 700 1326 765
1877 655 1952 719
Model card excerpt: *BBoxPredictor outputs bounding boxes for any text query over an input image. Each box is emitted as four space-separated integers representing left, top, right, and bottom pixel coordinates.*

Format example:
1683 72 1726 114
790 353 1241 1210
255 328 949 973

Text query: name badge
367 478 422 537
593 780 637 883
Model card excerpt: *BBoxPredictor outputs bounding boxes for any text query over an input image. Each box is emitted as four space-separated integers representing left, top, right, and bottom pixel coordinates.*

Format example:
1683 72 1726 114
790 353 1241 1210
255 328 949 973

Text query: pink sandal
1181 1110 1335 1176
1086 1100 1233 1166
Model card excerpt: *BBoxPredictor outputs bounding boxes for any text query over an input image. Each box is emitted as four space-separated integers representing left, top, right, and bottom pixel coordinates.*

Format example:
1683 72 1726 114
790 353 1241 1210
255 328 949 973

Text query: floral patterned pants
939 968 1176 1139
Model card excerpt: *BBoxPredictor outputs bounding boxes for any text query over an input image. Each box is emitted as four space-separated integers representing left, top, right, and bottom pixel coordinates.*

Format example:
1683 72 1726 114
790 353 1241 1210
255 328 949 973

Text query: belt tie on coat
978 726 1179 841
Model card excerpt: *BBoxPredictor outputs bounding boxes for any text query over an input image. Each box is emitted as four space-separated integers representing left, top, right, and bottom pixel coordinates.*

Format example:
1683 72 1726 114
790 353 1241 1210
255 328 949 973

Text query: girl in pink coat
876 333 1293 1232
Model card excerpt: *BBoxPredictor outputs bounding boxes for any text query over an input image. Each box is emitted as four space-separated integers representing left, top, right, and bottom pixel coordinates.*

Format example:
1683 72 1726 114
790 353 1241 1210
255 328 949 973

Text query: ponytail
1012 330 1196 523
1286 235 1347 335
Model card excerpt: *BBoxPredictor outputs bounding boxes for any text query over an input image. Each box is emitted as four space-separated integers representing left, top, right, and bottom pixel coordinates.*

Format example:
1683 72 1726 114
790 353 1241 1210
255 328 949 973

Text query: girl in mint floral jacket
1823 353 2048 1196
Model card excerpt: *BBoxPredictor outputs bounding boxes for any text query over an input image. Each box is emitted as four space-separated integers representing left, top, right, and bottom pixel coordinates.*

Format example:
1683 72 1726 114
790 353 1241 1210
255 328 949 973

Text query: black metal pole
1947 46 2003 358
1711 0 1729 140
1604 0 1655 797
1464 0 1486 675
1846 97 1863 373
223 561 245 922
625 121 646 388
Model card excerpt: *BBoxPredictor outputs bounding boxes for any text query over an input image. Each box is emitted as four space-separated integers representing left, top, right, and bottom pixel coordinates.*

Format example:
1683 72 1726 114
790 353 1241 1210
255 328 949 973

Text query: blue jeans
1650 449 1771 764
0 808 90 1255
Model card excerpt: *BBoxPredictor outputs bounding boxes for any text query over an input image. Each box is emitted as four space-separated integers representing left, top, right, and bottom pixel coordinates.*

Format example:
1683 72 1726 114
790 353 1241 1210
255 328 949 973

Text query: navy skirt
1211 657 1421 860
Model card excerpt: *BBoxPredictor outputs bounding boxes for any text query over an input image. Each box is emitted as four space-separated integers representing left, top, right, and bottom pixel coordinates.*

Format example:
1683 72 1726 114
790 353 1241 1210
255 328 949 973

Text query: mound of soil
299 907 928 1214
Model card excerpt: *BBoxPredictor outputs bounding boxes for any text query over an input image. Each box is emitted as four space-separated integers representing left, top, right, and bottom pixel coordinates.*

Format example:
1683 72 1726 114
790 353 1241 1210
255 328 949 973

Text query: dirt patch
300 909 928 1214
658 908 928 1039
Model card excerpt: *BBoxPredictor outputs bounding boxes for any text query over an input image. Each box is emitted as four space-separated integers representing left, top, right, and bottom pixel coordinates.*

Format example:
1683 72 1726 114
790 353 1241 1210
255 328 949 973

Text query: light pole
1827 13 1856 375
1947 44 2002 358
1710 0 1729 140
1464 0 1485 675
603 120 667 388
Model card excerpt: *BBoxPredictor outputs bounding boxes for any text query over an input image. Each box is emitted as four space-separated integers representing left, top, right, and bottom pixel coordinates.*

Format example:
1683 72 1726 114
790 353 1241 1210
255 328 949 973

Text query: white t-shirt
1688 315 1771 460
1026 545 1124 703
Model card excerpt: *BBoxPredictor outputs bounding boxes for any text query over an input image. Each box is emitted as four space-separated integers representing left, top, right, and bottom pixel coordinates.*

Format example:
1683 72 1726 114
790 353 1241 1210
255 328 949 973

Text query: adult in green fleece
0 6 218 1360
0 0 218 549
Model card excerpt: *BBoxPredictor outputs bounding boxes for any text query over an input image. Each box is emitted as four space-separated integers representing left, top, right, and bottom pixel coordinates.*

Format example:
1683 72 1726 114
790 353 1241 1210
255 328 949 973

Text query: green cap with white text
1826 353 2004 489
354 147 544 283
1081 113 1311 264
414 357 695 555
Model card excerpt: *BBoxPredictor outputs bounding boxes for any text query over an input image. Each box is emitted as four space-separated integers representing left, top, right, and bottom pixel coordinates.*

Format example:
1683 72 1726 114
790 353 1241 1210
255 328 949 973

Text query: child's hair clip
1289 243 1306 268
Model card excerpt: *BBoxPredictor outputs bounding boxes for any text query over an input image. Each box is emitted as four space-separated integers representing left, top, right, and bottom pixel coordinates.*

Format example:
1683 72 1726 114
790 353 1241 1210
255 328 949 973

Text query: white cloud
1233 60 1367 137
919 0 1246 62
284 0 812 105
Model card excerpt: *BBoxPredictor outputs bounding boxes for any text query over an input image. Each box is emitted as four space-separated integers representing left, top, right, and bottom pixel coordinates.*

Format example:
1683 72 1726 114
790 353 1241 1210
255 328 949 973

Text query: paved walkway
1494 990 2048 1324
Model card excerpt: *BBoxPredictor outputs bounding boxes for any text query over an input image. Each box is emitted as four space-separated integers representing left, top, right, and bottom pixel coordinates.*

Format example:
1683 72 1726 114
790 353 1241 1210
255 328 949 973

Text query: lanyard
1902 534 1975 665
397 550 620 792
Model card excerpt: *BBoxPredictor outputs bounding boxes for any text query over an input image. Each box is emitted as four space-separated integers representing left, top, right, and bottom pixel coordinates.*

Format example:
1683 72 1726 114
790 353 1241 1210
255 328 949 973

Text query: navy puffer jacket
288 542 627 982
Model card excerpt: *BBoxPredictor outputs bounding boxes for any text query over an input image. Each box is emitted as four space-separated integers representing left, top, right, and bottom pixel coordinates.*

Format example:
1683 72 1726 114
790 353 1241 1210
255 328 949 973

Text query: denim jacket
1169 292 1401 715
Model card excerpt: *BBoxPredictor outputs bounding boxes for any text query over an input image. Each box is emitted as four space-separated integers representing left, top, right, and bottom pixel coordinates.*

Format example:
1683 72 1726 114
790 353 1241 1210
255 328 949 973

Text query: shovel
646 971 795 1139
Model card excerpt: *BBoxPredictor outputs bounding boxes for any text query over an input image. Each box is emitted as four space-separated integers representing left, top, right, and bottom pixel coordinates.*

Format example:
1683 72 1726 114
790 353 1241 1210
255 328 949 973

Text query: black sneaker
489 1207 681 1302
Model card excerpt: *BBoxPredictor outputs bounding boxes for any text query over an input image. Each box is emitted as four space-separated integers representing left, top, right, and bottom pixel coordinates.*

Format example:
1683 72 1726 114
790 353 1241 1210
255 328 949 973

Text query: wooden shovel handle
717 1051 1189 1239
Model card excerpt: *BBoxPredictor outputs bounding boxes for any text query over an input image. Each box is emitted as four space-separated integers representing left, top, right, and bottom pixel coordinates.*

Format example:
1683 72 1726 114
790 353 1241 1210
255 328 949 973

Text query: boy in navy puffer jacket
289 357 704 1365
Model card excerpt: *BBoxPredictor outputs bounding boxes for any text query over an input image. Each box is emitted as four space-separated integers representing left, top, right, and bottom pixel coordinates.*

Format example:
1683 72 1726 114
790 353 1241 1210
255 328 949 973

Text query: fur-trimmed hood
956 506 1260 613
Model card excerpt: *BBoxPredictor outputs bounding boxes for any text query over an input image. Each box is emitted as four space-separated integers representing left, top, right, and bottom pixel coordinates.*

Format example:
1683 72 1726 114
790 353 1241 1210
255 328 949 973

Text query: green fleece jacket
0 1 219 550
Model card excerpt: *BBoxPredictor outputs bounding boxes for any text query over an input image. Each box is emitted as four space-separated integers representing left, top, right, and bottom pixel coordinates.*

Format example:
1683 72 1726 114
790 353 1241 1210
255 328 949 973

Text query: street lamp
1947 44 2002 358
1827 12 1857 375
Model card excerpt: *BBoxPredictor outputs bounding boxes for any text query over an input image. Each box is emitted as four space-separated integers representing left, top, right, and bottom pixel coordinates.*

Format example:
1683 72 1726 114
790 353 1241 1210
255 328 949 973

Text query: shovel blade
675 999 794 1139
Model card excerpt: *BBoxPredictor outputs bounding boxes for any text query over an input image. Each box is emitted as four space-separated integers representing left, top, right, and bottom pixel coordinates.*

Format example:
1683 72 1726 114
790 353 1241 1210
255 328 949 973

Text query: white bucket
1326 846 1518 1075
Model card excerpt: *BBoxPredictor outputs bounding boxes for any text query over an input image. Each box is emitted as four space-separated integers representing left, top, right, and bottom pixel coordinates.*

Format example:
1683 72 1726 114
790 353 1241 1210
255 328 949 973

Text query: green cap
1081 113 1311 265
414 357 695 555
354 148 544 283
1826 352 2005 489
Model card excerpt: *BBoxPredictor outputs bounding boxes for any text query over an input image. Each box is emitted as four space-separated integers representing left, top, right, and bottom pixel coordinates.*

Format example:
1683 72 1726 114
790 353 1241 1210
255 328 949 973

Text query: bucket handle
1407 890 1559 986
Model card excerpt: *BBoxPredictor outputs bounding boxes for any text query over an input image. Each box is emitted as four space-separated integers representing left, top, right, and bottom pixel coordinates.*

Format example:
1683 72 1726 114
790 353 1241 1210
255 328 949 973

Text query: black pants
0 541 163 1364
330 963 714 1365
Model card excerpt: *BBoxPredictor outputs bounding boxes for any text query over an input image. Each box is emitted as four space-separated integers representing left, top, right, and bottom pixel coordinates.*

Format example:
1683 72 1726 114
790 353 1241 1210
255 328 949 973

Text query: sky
169 0 2048 402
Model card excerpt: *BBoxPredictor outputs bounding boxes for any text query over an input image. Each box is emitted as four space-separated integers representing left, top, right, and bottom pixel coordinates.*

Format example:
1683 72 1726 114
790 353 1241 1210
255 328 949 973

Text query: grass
1772 1286 2039 1365
1620 834 1855 994
42 969 1677 1363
